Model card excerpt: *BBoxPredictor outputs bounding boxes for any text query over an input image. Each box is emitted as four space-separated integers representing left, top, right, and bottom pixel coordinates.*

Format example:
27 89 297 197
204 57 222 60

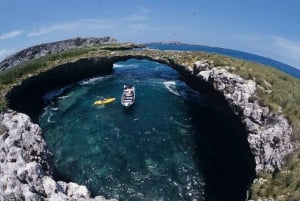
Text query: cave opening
6 57 255 201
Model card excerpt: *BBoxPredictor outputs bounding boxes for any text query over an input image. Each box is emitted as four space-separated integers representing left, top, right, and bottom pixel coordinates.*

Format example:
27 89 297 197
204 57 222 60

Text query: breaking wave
78 76 112 85
163 81 181 96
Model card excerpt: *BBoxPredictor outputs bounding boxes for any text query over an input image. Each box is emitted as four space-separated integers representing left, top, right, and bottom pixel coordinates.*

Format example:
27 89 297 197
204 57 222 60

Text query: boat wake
113 63 139 68
43 85 73 102
163 81 181 96
78 76 112 85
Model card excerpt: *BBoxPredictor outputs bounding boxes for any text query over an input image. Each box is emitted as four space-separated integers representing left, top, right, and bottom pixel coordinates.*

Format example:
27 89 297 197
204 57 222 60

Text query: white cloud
126 14 150 21
231 34 300 69
0 48 16 60
0 30 22 40
27 7 151 37
26 19 111 37
126 7 151 21
272 36 300 55
271 36 300 68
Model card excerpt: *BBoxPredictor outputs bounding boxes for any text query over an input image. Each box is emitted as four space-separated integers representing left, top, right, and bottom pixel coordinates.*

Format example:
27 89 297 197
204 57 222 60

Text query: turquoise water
39 59 207 200
39 59 254 201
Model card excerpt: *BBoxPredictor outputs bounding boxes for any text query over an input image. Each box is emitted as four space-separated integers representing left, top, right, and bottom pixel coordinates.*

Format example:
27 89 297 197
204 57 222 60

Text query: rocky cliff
0 47 297 200
192 60 295 172
0 36 117 71
0 112 117 201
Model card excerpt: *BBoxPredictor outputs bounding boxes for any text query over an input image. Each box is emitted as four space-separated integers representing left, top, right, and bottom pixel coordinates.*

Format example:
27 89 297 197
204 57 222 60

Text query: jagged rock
66 182 90 199
193 60 211 72
0 53 297 200
0 112 116 201
193 61 296 172
0 36 117 71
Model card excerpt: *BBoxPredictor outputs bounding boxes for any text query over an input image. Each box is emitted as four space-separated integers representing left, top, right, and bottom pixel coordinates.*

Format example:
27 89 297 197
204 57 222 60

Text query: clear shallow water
39 59 254 201
40 59 207 200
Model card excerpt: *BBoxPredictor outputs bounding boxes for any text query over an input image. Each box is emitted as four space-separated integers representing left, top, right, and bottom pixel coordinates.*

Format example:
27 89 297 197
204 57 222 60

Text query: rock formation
0 36 117 71
0 45 297 200
0 112 117 201
192 60 295 172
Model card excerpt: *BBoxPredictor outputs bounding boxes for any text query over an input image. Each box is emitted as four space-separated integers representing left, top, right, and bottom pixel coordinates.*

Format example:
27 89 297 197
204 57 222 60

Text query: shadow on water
186 92 256 201
6 58 256 201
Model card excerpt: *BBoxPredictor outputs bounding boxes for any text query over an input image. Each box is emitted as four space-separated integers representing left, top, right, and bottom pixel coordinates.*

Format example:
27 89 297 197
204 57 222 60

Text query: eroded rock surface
0 36 117 71
0 51 297 200
193 61 295 172
0 112 117 201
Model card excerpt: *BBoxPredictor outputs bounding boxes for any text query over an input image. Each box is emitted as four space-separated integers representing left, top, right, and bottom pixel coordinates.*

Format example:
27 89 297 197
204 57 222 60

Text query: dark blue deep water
39 58 254 201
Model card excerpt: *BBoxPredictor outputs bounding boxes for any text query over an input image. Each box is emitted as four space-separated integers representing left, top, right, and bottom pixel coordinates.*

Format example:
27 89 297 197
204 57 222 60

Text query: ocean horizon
146 43 300 79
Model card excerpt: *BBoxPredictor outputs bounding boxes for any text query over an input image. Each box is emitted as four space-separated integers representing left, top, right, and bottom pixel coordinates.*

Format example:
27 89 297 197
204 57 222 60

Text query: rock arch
4 55 257 200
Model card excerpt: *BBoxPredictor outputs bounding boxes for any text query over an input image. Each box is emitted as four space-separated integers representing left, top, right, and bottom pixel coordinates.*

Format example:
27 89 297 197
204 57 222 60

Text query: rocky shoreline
0 112 117 201
192 61 296 172
0 42 298 200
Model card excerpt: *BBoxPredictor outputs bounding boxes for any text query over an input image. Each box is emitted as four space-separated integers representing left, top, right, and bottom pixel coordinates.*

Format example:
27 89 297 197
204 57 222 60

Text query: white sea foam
113 63 139 68
41 106 56 123
113 63 125 68
79 76 111 85
163 81 180 96
43 85 72 101
57 95 70 99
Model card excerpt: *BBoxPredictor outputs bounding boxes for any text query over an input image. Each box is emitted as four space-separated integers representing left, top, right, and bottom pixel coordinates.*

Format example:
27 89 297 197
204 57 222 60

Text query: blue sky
1 0 300 69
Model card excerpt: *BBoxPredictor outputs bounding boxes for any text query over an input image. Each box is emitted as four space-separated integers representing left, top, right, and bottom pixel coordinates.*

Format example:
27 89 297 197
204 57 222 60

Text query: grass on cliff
186 52 300 200
186 52 300 139
0 47 97 84
1 45 300 199
0 47 100 111
0 43 139 110
249 152 300 201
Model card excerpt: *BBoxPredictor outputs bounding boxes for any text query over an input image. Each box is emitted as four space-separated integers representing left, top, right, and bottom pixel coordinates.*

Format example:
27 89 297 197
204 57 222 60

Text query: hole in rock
7 58 255 201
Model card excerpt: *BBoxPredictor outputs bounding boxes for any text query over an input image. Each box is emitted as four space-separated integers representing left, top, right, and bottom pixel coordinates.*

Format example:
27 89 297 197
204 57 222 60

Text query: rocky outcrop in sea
192 60 295 172
0 112 117 201
0 36 117 71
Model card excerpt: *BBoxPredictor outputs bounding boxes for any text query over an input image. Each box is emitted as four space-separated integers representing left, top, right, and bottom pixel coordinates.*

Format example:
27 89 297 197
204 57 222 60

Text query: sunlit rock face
0 36 117 71
192 61 295 172
0 49 296 200
0 112 117 201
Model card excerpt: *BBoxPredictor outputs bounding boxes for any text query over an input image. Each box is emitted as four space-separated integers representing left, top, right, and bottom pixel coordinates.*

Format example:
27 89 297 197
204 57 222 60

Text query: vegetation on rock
0 42 299 200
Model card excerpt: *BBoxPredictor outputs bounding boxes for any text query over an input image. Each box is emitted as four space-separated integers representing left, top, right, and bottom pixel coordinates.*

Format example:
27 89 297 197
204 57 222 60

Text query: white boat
121 85 135 107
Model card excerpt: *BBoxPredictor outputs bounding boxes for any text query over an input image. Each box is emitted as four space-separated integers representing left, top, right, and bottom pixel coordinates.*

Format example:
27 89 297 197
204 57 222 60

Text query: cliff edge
192 61 295 172
0 42 298 200
0 36 117 71
0 112 117 201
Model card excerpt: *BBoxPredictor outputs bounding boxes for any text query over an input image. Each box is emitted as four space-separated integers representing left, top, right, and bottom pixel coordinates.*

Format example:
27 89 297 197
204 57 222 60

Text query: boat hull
121 86 135 107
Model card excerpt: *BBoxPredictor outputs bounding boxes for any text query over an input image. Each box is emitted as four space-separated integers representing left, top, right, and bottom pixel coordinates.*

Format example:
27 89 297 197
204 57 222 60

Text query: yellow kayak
94 98 116 105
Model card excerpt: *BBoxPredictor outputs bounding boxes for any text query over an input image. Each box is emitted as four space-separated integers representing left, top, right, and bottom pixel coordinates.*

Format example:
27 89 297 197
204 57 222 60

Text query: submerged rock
0 112 117 201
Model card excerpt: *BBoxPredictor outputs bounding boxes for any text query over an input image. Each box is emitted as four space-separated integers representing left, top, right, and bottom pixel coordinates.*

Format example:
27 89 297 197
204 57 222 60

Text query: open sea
38 44 299 201
146 43 300 79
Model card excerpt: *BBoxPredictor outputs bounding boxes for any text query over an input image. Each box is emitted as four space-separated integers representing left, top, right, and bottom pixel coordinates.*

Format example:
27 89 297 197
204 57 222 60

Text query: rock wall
0 112 117 201
192 60 296 172
1 52 297 200
0 36 117 71
5 53 296 173
6 57 114 121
